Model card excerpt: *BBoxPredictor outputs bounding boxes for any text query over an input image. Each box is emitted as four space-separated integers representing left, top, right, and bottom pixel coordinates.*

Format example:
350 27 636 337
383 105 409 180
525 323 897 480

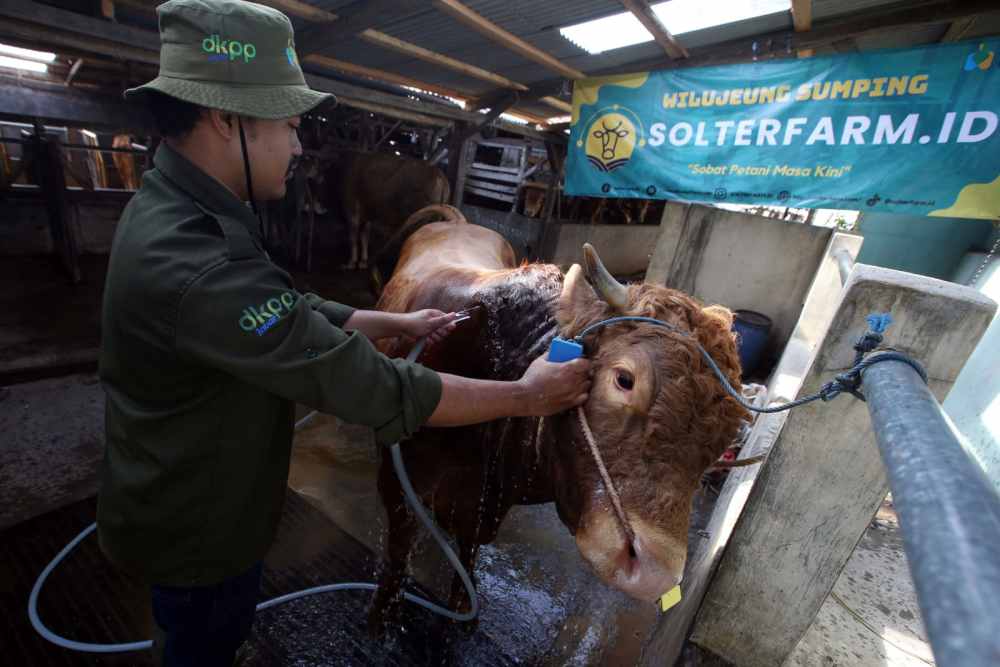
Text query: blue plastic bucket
732 310 772 375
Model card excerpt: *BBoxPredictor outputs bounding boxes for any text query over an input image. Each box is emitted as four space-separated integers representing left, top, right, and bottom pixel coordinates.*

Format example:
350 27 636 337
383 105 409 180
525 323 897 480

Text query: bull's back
378 222 517 314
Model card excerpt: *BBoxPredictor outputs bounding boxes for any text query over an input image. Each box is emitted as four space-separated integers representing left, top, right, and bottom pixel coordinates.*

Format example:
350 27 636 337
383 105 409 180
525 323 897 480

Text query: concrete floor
785 497 935 667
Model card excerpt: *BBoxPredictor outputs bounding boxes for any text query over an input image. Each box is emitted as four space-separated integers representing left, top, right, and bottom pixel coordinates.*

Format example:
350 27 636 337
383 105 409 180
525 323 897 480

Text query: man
97 1 591 665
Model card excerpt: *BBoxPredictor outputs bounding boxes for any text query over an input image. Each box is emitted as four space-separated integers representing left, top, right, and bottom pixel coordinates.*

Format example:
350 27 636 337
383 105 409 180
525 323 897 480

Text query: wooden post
32 126 81 283
691 264 997 666
507 138 529 216
445 122 472 208
542 140 563 223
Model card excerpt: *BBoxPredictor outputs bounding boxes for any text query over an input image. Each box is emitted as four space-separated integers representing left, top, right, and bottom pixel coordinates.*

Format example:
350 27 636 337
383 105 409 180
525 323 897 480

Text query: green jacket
97 142 442 586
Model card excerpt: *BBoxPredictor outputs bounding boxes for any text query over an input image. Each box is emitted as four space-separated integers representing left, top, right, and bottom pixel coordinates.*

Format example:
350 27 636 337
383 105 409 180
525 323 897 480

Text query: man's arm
343 309 456 342
427 356 592 427
175 259 590 444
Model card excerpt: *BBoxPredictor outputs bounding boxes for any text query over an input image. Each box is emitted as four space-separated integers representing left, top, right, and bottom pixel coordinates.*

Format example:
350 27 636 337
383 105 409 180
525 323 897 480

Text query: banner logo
964 43 995 72
580 106 645 173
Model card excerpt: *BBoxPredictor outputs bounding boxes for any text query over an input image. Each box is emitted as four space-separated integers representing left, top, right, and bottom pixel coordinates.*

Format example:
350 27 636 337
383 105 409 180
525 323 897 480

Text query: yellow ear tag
659 585 682 612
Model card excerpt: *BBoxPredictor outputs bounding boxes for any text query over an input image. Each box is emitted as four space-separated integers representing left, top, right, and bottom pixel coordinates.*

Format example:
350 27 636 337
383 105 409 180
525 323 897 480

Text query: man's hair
145 90 204 139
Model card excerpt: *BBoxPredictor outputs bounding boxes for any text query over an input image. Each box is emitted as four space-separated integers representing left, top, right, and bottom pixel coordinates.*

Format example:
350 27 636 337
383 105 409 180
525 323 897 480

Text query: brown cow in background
112 135 140 190
325 151 450 270
368 215 748 634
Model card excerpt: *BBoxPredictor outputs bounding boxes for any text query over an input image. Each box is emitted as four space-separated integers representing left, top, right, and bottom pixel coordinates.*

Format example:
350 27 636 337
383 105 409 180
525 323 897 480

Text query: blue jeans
151 562 262 667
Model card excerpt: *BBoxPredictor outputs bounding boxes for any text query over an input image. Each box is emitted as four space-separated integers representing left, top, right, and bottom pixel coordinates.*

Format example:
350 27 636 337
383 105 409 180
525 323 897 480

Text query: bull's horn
583 243 629 312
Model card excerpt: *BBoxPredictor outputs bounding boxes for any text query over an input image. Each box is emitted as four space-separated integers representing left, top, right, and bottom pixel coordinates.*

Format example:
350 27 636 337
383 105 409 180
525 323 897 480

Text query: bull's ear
701 305 734 330
556 264 604 334
695 305 741 380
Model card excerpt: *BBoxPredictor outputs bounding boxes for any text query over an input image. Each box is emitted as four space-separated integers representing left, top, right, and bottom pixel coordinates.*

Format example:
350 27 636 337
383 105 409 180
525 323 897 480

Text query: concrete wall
944 244 1000 492
543 222 662 276
856 212 994 280
693 264 997 666
645 202 834 369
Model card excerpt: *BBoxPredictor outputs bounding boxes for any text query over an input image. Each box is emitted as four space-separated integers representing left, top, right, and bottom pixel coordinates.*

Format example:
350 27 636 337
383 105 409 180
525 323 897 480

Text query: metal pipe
0 137 147 154
834 248 855 285
862 358 1000 667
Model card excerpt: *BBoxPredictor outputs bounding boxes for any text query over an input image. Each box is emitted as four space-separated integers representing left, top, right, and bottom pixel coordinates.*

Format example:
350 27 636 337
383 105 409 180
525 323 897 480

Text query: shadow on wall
855 213 995 281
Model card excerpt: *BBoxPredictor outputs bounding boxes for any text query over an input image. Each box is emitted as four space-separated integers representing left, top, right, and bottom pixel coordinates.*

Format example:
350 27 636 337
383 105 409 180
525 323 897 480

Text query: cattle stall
2 1 1000 666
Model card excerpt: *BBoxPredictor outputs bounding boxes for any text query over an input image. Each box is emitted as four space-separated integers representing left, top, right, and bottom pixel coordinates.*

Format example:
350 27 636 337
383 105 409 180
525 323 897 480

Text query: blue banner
566 40 1000 219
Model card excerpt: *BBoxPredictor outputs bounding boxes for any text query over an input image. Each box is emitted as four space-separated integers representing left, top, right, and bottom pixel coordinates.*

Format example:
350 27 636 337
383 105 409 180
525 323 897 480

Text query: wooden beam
0 78 151 130
360 29 529 92
618 0 688 59
304 73 477 124
507 109 549 126
304 55 469 102
333 96 453 128
0 8 159 65
0 0 156 53
790 0 811 58
257 0 336 22
941 15 977 41
431 0 586 79
540 96 571 114
114 0 336 22
297 0 426 54
791 0 812 32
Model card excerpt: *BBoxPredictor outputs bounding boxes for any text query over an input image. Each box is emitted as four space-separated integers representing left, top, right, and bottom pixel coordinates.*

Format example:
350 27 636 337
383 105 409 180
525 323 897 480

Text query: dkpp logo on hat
202 33 257 63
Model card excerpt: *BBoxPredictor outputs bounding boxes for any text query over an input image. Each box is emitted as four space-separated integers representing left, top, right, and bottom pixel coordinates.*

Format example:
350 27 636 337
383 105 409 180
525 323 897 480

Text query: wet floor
0 407 678 666
284 413 665 665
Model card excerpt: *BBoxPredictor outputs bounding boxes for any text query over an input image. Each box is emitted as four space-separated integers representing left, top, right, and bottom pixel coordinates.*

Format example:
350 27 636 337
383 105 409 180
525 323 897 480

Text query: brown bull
328 151 450 270
369 214 747 633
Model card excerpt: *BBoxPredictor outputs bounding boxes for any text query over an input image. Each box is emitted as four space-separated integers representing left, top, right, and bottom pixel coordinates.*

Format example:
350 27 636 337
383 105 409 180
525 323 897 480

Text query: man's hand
517 354 592 416
400 309 458 347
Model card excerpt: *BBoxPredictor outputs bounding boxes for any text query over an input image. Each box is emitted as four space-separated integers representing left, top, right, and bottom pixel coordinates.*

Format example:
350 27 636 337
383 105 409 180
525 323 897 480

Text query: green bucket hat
124 0 335 119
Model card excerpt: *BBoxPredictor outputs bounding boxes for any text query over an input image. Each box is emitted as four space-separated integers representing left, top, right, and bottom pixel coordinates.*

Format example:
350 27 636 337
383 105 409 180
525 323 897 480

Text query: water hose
28 337 477 653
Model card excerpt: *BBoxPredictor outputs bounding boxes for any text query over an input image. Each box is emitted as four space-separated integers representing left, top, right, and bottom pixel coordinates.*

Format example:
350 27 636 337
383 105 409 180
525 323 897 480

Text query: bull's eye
615 370 635 391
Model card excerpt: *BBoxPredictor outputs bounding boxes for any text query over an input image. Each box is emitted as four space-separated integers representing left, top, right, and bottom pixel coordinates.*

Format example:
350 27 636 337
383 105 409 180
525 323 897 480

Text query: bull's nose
611 535 681 603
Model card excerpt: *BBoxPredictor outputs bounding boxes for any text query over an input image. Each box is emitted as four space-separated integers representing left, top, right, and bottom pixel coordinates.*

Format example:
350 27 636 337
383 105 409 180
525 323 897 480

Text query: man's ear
206 109 236 140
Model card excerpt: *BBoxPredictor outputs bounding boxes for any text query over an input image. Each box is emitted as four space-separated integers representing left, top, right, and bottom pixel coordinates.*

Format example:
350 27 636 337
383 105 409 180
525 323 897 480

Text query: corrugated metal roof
118 1 994 122
309 1 799 104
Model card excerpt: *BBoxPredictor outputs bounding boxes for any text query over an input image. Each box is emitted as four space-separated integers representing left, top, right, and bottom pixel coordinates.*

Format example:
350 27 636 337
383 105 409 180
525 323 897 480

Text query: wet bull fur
369 211 747 633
